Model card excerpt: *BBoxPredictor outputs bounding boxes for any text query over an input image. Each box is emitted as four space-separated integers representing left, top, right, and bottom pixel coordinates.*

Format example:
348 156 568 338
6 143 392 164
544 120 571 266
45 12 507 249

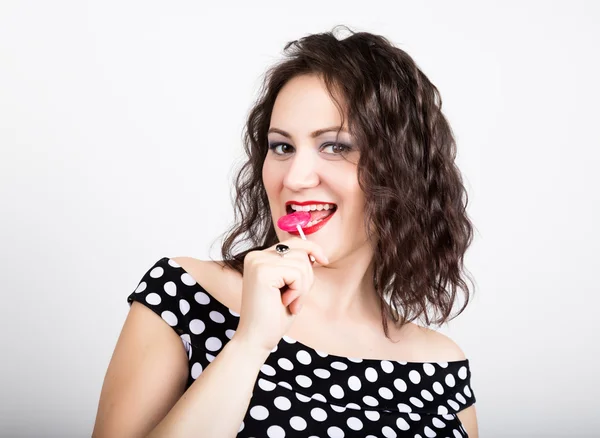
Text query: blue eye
267 142 352 155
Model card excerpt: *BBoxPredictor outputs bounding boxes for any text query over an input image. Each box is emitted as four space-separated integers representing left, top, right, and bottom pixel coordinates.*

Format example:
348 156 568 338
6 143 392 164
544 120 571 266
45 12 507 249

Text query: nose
282 147 320 191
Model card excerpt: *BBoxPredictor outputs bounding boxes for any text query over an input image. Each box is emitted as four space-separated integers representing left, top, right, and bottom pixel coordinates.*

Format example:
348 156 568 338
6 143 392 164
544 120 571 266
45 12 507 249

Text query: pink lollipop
276 211 315 262
277 211 310 232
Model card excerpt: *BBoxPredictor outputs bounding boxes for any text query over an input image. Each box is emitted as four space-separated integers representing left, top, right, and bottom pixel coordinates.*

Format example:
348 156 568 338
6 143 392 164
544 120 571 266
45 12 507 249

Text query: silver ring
275 244 290 257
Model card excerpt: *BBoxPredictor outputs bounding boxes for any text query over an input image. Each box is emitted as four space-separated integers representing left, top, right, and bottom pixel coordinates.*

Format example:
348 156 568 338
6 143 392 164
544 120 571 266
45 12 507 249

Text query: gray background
1 0 598 436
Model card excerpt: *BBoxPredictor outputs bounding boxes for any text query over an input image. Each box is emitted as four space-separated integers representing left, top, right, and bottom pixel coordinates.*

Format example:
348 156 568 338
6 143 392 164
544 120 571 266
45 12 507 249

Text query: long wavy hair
213 26 475 338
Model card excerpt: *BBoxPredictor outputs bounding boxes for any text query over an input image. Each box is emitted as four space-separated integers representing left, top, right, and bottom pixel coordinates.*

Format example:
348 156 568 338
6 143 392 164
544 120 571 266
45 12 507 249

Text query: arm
92 301 270 438
457 405 479 438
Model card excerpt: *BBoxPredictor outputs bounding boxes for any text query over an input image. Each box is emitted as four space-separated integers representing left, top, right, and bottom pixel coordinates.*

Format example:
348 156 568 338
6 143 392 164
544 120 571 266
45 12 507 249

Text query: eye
267 142 353 156
321 142 352 154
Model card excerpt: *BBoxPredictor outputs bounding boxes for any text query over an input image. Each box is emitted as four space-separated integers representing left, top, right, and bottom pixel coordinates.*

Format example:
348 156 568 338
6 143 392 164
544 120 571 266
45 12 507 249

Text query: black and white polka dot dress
127 257 476 438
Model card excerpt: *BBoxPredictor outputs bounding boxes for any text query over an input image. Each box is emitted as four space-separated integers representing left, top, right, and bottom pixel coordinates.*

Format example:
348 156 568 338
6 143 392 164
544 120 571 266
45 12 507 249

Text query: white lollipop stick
296 224 316 263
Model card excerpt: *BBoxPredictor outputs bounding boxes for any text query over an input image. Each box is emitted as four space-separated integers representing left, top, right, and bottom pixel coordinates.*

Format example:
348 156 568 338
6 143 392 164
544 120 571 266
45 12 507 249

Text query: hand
233 238 329 354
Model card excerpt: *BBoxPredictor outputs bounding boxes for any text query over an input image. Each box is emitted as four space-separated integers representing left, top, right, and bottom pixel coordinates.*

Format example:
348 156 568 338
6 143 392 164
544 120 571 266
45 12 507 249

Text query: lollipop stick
296 224 316 263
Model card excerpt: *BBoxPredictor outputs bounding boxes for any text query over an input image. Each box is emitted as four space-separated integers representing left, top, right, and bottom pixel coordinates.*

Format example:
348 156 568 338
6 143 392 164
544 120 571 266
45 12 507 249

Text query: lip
287 208 337 236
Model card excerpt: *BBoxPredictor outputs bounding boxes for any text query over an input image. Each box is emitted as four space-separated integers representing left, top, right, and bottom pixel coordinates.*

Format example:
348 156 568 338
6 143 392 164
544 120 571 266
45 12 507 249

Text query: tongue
309 208 335 222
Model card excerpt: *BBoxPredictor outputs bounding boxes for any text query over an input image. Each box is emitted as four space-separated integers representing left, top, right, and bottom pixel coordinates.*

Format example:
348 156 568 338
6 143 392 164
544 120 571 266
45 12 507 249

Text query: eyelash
267 142 352 156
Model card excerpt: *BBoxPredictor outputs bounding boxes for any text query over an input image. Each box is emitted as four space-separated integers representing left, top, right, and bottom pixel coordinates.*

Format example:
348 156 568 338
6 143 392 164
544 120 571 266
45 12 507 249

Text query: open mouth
286 204 337 229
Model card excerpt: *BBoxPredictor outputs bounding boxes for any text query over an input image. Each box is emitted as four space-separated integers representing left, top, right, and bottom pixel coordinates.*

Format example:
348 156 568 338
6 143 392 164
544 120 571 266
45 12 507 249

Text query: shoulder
398 322 467 362
169 257 243 313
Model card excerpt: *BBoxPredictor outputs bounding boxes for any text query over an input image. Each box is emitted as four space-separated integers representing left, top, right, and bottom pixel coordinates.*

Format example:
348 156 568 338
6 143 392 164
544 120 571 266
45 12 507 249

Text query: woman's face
263 74 370 263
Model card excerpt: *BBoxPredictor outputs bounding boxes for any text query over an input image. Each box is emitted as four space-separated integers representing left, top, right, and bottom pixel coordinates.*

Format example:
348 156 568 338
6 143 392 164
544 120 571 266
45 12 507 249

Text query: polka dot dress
128 258 476 437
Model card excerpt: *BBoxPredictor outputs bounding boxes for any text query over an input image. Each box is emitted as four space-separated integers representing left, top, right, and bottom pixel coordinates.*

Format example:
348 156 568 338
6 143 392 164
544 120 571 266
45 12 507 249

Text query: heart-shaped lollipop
277 211 310 232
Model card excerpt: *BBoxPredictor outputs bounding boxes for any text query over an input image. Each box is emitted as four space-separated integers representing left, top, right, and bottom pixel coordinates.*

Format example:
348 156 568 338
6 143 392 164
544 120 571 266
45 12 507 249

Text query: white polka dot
328 426 345 437
271 345 278 353
439 361 448 368
296 375 312 388
437 405 449 415
180 273 196 286
464 385 472 398
331 404 346 413
397 403 412 413
150 267 164 278
424 426 437 437
379 387 393 400
453 430 462 438
432 417 446 428
348 357 362 363
164 281 177 296
345 402 360 410
290 416 307 431
418 389 433 402
409 370 421 384
238 421 244 432
260 364 276 376
408 413 421 421
330 384 344 399
415 435 423 438
314 368 331 379
145 293 161 305
296 350 312 365
396 417 410 431
258 378 276 391
161 311 177 326
382 426 397 438
296 392 310 402
206 353 215 362
433 381 444 395
179 299 190 315
134 281 147 293
267 425 285 438
442 414 455 420
458 366 467 380
278 381 292 390
315 349 328 357
348 375 361 391
282 335 296 344
249 405 269 420
167 259 180 268
394 378 407 392
445 374 456 387
365 410 380 421
410 397 424 408
191 362 202 379
331 361 348 371
363 396 378 407
229 308 240 317
189 319 205 334
311 393 326 403
456 393 467 404
180 333 191 345
278 358 294 371
274 396 291 410
225 329 235 339
423 363 436 376
381 360 394 373
448 399 460 410
365 367 378 382
194 291 210 304
397 361 407 365
310 407 327 422
209 311 225 323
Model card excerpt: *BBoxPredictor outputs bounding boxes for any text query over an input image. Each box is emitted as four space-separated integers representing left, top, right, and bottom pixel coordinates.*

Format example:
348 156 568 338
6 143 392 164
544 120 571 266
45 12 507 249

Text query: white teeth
289 203 336 212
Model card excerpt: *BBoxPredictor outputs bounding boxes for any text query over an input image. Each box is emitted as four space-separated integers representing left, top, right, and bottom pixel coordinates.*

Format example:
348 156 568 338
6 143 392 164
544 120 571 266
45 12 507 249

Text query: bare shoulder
398 322 467 362
170 256 243 312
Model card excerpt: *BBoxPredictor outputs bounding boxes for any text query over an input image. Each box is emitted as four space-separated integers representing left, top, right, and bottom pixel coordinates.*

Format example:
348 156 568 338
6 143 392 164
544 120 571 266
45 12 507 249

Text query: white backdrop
1 1 599 436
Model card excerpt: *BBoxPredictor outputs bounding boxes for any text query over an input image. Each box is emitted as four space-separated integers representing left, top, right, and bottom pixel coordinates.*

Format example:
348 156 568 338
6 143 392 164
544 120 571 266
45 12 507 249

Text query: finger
287 295 304 315
281 287 303 307
279 238 329 266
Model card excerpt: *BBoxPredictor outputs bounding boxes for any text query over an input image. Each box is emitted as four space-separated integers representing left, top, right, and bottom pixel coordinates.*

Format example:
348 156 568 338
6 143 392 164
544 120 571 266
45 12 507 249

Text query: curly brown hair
212 26 475 338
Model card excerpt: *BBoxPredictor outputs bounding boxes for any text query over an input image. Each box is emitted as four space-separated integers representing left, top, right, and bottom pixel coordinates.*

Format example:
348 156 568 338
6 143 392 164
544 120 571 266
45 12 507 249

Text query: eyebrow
267 126 348 138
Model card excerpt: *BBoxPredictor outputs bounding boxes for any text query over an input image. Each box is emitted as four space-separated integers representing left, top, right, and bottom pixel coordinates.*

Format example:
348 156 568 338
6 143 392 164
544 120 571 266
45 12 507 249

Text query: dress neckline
164 257 469 366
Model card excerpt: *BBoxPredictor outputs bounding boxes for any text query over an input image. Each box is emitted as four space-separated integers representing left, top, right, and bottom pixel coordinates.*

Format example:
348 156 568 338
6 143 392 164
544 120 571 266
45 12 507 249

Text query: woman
93 27 478 437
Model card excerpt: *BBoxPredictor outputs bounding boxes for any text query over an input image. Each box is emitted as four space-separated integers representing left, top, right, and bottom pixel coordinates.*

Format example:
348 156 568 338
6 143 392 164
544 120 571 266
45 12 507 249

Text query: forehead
270 75 347 130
